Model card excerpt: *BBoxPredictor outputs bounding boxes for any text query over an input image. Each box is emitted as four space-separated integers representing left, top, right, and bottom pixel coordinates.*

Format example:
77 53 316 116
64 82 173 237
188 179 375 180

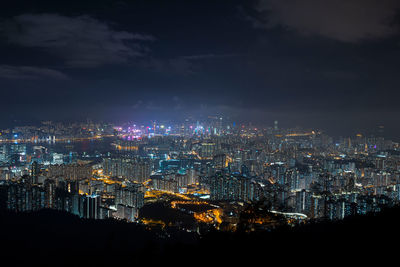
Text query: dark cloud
0 13 155 67
140 57 197 76
0 65 68 80
182 54 237 60
140 54 237 76
252 0 400 42
0 1 399 138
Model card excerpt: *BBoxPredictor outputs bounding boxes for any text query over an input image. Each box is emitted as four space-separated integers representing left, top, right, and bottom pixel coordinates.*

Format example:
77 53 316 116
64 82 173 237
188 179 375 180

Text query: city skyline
1 1 400 264
1 117 399 247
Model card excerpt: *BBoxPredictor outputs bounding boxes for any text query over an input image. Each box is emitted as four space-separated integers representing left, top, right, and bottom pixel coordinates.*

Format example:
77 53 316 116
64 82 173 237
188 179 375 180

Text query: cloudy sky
1 0 400 138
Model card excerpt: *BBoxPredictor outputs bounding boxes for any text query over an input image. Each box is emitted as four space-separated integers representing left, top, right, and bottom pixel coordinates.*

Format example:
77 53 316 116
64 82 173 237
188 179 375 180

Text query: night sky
1 0 400 138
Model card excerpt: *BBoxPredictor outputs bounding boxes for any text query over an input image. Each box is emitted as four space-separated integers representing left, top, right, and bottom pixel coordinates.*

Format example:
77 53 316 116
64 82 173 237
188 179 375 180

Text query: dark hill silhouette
1 206 398 266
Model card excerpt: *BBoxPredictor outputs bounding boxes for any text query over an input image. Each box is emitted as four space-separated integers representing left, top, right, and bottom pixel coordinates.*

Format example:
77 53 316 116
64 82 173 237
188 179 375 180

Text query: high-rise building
209 172 262 202
103 158 151 183
274 120 279 131
48 163 92 181
84 194 100 219
31 161 40 184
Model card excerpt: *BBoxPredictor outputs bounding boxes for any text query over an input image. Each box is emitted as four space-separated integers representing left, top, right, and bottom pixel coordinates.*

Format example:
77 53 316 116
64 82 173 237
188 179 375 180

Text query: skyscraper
84 194 100 219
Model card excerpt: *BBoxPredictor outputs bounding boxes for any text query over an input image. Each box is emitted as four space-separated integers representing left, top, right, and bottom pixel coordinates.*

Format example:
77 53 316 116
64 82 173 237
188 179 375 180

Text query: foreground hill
1 207 398 265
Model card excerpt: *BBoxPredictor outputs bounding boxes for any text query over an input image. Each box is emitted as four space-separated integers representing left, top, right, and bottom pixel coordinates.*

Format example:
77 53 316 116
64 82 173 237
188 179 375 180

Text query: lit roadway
270 210 308 220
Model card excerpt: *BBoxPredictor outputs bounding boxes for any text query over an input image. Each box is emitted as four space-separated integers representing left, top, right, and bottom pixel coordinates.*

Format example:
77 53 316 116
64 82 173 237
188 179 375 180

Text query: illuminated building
103 158 151 183
44 179 56 209
52 153 64 165
115 183 144 209
113 204 138 222
48 163 92 181
200 142 216 159
0 145 7 164
9 144 27 166
31 161 40 184
84 194 100 219
274 120 278 131
209 172 262 202
295 189 311 214
151 173 178 193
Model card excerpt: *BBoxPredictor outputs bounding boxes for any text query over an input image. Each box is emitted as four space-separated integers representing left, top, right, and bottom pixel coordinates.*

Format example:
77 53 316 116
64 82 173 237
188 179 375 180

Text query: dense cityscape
1 118 399 235
2 0 400 264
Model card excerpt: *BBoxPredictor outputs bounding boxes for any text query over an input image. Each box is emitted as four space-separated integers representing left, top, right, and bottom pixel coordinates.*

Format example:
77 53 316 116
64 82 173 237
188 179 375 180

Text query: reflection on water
28 137 115 156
